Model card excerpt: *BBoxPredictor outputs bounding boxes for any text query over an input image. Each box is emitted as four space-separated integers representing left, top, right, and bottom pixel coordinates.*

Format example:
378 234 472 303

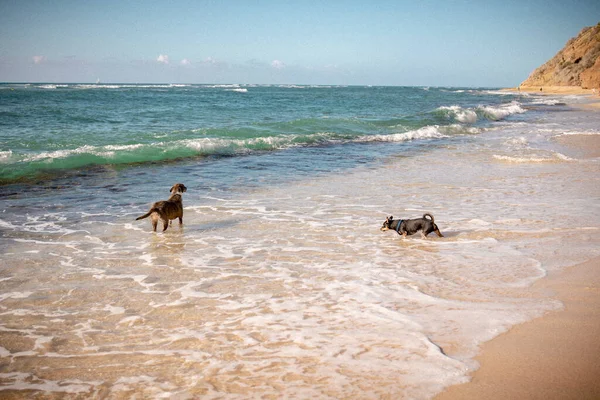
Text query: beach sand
510 85 597 95
554 134 600 158
435 123 600 400
505 85 600 110
435 257 600 400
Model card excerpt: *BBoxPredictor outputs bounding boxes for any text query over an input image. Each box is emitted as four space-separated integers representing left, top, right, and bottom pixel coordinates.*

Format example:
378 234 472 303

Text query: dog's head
170 183 187 195
433 223 444 237
380 216 393 231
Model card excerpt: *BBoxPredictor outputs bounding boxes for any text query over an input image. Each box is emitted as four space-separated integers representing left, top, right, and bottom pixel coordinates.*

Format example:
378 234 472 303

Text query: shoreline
504 85 600 110
435 102 600 400
435 256 600 400
503 85 597 95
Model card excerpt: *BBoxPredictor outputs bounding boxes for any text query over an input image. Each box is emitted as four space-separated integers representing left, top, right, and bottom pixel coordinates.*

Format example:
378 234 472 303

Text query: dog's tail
423 213 434 222
136 208 157 220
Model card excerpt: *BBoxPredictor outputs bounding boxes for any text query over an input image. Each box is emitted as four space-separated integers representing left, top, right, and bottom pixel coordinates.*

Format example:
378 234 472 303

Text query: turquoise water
1 84 525 184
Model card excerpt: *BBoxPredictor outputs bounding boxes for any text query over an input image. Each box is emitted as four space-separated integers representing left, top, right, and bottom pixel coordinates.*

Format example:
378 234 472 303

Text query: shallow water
1 86 599 398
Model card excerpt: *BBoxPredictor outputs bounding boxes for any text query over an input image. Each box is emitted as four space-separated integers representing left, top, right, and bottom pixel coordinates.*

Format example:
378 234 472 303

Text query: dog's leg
151 214 158 232
421 231 427 239
162 218 169 232
435 229 444 237
178 216 183 225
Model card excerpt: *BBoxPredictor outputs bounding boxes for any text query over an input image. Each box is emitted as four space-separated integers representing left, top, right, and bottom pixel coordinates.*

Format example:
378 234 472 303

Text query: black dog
380 213 443 239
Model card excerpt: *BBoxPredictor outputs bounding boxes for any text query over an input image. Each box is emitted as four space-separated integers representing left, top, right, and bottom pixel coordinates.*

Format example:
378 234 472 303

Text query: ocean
1 83 599 398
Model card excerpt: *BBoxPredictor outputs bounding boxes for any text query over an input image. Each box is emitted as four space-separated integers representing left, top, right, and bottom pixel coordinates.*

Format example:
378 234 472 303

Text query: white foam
92 273 160 293
0 150 13 162
36 83 190 90
104 305 126 315
558 130 600 136
505 136 529 146
207 84 242 88
362 125 448 142
531 98 564 105
0 308 71 318
493 152 572 163
22 143 145 162
478 102 526 120
123 223 144 231
5 215 85 236
0 218 17 229
139 253 154 265
481 90 515 96
438 105 478 123
118 316 144 326
0 291 33 302
278 84 307 89
0 372 100 394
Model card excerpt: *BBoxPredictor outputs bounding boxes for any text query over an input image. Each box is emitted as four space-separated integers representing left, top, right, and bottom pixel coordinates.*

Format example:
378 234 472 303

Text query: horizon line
0 81 508 89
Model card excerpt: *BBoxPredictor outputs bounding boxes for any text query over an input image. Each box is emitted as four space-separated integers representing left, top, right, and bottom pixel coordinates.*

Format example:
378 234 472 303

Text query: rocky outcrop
520 23 600 89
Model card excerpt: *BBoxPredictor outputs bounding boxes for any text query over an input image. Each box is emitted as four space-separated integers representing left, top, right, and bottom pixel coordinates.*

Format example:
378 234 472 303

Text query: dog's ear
388 216 393 221
170 184 175 193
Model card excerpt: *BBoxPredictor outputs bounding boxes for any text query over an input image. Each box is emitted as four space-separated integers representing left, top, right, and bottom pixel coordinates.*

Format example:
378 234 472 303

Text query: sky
1 0 599 86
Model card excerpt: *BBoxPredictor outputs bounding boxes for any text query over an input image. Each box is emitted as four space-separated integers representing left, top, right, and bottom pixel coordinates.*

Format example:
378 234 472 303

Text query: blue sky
1 0 599 86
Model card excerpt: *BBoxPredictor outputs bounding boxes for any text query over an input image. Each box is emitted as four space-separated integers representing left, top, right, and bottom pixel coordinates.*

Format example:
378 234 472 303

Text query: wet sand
505 85 600 110
554 134 600 158
436 116 600 400
435 257 600 400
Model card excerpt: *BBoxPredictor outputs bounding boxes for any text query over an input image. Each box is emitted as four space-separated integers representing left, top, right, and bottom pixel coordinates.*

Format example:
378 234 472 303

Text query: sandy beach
511 85 597 95
436 257 600 400
436 111 600 400
505 85 600 109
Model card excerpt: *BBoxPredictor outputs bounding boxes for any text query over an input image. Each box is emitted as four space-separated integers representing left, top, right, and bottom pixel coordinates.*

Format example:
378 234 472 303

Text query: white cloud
180 58 191 66
271 60 286 69
157 54 169 64
32 55 46 64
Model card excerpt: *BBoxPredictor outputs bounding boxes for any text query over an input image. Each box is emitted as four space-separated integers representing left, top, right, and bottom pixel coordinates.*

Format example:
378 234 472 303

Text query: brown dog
136 183 187 232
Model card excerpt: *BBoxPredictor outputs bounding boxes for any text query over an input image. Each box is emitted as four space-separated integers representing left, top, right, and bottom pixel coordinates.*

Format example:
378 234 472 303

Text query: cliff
520 23 600 89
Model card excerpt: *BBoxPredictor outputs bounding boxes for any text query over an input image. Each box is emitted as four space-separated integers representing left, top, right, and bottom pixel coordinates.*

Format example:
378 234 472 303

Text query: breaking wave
436 102 526 123
0 123 477 183
0 85 532 184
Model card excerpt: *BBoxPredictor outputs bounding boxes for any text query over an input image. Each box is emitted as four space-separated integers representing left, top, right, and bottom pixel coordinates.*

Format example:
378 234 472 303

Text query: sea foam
436 102 525 124
478 102 526 120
